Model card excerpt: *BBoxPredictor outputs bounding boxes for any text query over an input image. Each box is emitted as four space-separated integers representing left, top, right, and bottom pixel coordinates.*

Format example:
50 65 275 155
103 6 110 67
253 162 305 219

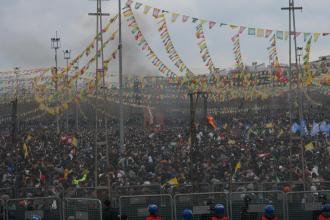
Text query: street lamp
51 32 61 134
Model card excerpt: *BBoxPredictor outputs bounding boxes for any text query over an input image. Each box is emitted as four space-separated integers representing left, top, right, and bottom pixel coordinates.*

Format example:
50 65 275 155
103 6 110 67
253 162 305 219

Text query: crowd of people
0 105 329 200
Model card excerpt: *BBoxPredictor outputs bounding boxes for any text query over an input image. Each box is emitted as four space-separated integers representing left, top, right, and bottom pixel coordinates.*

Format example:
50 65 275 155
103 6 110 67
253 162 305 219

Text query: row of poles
10 0 308 191
188 0 307 188
49 0 125 190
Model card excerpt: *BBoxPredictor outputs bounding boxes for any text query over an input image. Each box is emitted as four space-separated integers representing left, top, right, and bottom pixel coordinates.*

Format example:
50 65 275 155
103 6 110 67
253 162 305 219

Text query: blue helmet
182 209 193 220
214 204 225 215
322 204 330 212
32 215 41 220
148 204 158 214
264 205 275 217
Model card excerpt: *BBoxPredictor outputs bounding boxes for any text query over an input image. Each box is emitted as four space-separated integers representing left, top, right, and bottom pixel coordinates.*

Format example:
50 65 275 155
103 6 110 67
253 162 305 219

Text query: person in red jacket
211 204 228 220
261 205 278 220
319 204 330 220
146 204 163 220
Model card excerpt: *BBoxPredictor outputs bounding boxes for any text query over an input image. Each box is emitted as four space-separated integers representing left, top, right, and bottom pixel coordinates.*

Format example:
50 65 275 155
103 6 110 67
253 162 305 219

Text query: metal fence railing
0 199 4 220
262 181 305 192
6 197 61 220
174 192 228 220
229 191 285 220
114 184 162 196
0 188 14 200
286 190 330 220
63 198 102 220
119 194 173 220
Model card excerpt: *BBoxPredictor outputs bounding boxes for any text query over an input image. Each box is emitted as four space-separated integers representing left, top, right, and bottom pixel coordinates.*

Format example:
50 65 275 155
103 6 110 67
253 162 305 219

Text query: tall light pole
88 0 109 188
64 49 71 132
282 0 305 189
118 0 125 155
51 32 61 134
74 63 79 131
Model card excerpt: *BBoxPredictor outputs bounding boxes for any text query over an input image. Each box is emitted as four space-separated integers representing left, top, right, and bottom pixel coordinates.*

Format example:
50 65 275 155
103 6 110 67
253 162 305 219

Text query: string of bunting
128 0 330 42
304 37 313 86
157 14 195 76
123 4 178 80
268 34 287 83
34 49 118 115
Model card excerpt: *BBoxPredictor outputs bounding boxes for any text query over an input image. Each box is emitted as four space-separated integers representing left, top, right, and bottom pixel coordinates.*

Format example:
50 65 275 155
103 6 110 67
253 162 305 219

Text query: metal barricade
0 199 4 220
211 183 226 192
114 184 161 196
171 184 210 194
286 190 330 220
119 194 173 220
230 182 261 192
262 181 305 192
6 197 61 220
174 192 228 220
229 191 285 220
0 188 14 199
63 198 102 220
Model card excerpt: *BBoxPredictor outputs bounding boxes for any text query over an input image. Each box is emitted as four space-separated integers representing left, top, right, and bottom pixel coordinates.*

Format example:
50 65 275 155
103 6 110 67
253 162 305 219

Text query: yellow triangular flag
167 177 179 186
23 143 29 159
235 162 241 172
305 142 314 151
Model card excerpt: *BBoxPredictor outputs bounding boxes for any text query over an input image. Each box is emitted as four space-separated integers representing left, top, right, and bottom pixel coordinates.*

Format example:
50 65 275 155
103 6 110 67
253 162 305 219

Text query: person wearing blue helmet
211 204 228 220
261 205 277 220
31 215 41 220
182 209 193 220
146 204 162 220
319 203 330 220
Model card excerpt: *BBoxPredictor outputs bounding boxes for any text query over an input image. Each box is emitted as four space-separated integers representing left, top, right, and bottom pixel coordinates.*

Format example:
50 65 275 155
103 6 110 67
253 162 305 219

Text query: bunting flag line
232 34 244 70
156 14 195 77
268 34 287 83
123 5 178 80
195 22 218 74
304 37 313 86
129 0 330 42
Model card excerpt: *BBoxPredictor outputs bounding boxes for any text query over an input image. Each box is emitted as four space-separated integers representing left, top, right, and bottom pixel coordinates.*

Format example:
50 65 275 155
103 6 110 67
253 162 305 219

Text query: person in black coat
103 200 119 220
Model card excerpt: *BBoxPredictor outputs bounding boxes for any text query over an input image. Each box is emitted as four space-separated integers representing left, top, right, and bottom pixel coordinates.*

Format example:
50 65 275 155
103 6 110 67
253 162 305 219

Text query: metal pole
55 47 60 134
118 0 125 154
15 67 19 133
292 0 306 190
88 1 110 188
282 0 293 181
64 50 71 132
75 64 79 131
94 0 100 188
51 32 61 134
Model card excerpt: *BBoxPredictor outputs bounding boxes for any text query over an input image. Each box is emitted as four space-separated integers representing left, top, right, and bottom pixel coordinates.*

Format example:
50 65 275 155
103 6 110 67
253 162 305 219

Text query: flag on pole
310 122 320 137
305 142 314 151
23 143 29 159
235 161 241 172
72 136 78 147
207 114 217 129
161 177 179 187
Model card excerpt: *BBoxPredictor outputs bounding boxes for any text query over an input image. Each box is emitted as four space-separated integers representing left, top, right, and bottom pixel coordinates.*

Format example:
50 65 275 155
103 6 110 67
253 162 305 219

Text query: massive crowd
0 106 329 199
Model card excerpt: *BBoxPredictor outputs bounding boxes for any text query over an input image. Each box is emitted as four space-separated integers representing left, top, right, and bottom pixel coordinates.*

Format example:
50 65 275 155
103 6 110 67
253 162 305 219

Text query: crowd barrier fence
286 190 330 220
63 198 102 220
5 196 61 220
119 194 173 220
1 199 4 220
2 188 330 219
229 191 285 220
173 192 228 220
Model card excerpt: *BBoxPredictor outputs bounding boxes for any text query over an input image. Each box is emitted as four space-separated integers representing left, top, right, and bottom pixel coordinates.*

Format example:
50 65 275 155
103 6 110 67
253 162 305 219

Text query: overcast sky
1 0 330 75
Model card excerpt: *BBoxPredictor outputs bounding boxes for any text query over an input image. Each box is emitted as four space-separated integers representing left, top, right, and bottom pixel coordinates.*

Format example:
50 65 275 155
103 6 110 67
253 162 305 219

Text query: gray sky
1 0 330 75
